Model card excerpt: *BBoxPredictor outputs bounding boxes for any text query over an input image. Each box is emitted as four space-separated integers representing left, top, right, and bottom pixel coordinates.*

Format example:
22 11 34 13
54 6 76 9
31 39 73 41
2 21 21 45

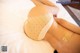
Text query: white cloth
0 0 54 53
0 0 77 53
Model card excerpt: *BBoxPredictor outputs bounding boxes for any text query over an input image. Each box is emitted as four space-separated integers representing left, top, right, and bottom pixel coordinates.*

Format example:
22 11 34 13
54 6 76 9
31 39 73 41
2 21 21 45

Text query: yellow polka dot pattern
24 13 53 40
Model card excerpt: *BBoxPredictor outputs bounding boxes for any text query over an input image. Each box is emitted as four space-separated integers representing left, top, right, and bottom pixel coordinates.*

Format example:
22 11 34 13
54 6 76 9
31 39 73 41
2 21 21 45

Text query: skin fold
44 18 80 53
24 0 80 53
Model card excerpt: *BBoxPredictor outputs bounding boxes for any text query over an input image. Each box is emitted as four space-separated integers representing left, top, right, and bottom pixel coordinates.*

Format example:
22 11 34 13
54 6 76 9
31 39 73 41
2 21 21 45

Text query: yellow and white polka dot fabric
24 6 53 40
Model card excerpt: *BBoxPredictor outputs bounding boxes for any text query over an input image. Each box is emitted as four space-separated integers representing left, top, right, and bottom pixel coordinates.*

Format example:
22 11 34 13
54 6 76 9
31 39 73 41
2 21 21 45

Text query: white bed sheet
0 0 78 53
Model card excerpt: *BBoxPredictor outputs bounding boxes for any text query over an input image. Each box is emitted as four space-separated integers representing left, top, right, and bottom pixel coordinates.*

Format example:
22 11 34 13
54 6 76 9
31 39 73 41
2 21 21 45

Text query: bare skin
32 0 59 16
30 0 80 53
44 18 80 53
32 0 57 7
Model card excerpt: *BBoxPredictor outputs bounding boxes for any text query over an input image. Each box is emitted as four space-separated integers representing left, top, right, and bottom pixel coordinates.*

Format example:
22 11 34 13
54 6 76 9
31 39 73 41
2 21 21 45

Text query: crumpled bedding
0 0 78 53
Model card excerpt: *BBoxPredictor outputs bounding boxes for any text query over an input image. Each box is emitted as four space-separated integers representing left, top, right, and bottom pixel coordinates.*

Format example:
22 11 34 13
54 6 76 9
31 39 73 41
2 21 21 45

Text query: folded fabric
24 5 54 40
